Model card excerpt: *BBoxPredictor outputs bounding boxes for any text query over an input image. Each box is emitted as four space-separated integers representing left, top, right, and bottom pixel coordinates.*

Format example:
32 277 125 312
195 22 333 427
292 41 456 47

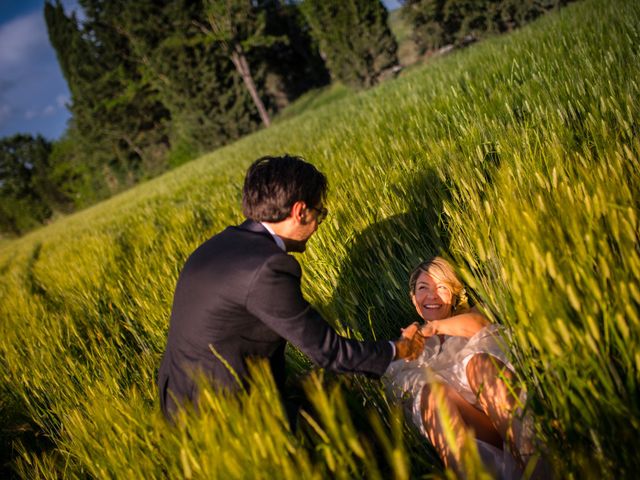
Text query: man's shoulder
259 249 301 276
187 221 285 269
201 221 273 248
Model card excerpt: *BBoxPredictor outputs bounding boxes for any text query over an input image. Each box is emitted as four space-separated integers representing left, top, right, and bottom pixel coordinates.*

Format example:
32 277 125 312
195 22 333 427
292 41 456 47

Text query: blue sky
0 0 402 142
0 0 81 140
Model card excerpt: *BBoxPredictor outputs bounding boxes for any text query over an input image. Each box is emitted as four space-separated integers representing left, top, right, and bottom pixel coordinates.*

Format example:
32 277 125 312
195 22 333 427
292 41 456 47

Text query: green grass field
1 0 639 477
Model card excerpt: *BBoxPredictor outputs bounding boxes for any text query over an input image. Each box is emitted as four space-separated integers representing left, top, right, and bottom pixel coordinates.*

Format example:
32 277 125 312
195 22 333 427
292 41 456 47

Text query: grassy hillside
1 0 639 477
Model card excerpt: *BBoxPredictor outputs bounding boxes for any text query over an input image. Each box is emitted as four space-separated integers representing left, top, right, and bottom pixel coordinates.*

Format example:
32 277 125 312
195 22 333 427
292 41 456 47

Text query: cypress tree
301 0 399 89
260 2 330 105
109 0 266 163
45 0 171 188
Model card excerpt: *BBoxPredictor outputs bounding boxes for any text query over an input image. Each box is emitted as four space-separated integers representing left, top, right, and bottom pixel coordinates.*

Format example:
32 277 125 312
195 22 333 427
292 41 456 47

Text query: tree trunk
230 46 271 128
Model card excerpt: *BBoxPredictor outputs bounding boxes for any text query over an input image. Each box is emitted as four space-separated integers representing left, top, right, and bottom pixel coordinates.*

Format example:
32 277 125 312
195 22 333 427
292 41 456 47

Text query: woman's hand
420 321 438 338
420 308 489 338
400 322 421 338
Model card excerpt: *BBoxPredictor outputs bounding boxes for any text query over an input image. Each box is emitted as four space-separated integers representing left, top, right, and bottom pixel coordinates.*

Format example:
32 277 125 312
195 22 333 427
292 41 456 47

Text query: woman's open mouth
423 304 443 310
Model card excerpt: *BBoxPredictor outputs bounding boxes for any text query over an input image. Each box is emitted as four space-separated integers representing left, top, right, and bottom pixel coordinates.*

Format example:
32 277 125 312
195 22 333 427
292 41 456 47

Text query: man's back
159 219 394 418
158 220 289 415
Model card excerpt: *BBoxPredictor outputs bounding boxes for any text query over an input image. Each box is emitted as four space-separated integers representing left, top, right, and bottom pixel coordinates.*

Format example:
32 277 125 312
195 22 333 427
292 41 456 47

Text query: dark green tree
497 0 573 31
260 2 330 106
111 0 328 164
202 0 286 127
301 0 399 89
45 0 171 189
109 0 264 164
401 0 451 52
46 0 327 173
402 0 574 53
0 135 54 235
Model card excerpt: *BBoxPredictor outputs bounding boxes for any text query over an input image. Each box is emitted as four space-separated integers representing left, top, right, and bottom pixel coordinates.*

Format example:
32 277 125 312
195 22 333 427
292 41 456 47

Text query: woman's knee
466 353 512 394
420 383 464 439
467 353 491 393
420 383 437 414
420 383 462 420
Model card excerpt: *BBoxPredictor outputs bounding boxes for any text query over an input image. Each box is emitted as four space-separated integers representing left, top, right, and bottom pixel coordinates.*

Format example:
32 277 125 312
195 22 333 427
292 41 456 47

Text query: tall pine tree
401 0 450 52
100 0 255 164
45 0 171 188
113 0 328 162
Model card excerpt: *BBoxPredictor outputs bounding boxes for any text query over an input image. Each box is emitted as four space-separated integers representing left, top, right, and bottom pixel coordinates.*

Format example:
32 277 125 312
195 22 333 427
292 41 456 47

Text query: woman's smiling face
411 270 453 321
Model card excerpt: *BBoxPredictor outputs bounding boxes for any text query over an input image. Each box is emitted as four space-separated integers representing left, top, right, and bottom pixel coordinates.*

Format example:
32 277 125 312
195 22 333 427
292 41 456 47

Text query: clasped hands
394 321 439 361
393 322 422 361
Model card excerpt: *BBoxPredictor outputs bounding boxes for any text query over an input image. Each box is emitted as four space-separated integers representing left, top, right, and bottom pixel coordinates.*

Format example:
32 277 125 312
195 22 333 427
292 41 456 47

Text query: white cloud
23 104 60 121
60 0 86 23
56 94 69 108
0 6 73 138
0 11 49 70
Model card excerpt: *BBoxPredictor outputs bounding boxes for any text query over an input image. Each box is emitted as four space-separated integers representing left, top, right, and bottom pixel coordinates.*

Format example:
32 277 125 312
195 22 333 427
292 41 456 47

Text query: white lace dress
385 324 520 478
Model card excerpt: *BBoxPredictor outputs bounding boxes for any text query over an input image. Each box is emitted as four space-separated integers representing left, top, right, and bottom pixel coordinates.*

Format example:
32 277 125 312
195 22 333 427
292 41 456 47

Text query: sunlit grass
1 0 639 477
274 84 354 123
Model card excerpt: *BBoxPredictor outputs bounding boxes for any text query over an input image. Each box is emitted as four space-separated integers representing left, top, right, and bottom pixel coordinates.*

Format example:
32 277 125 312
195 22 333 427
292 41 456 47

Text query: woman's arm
421 306 489 338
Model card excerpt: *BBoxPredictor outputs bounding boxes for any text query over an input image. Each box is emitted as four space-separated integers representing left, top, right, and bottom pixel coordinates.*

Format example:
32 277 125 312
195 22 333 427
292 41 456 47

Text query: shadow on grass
0 396 56 479
330 168 452 340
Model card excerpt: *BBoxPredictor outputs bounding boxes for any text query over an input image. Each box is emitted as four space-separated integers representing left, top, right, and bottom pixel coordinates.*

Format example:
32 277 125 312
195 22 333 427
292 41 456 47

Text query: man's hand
393 322 425 361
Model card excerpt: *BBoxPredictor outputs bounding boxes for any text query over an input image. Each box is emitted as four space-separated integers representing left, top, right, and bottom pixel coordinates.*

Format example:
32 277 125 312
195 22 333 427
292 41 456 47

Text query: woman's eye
437 285 448 291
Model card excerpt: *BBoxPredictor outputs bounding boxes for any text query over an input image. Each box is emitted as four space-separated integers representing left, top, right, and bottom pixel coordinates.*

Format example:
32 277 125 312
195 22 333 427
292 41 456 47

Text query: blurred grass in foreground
1 0 639 477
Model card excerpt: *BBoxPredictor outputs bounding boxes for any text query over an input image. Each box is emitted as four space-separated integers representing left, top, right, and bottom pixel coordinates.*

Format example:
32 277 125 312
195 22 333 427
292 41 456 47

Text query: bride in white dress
385 257 537 478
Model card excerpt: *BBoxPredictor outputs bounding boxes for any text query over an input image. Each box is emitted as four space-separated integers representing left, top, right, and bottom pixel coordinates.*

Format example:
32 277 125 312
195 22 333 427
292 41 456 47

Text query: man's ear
290 201 307 224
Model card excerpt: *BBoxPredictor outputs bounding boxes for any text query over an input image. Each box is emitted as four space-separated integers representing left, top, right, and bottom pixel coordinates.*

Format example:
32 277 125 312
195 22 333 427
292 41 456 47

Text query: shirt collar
260 222 287 252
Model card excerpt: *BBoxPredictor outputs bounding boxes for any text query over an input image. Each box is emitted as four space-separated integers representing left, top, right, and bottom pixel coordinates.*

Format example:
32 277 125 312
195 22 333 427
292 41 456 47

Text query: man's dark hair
242 155 328 222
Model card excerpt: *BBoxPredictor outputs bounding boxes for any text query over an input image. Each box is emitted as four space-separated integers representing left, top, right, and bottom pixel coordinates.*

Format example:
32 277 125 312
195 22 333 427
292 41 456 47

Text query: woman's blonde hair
408 256 470 314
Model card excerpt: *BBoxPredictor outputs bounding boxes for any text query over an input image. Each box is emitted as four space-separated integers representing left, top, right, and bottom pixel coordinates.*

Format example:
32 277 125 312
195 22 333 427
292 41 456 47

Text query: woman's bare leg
420 382 502 473
420 383 466 472
466 353 534 466
445 385 503 449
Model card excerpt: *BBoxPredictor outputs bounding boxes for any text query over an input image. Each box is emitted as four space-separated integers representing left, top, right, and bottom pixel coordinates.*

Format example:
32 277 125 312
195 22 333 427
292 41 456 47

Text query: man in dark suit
158 155 424 419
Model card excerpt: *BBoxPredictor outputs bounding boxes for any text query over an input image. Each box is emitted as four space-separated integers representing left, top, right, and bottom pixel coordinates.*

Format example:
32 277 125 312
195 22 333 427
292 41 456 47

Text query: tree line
402 0 575 52
1 0 573 236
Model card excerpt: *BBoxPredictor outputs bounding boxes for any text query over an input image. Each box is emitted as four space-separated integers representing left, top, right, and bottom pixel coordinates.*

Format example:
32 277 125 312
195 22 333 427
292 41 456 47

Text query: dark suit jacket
158 220 393 417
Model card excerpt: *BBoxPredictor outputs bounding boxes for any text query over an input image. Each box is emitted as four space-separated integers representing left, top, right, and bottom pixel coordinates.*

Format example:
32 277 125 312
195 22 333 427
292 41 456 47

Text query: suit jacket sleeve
245 252 393 377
